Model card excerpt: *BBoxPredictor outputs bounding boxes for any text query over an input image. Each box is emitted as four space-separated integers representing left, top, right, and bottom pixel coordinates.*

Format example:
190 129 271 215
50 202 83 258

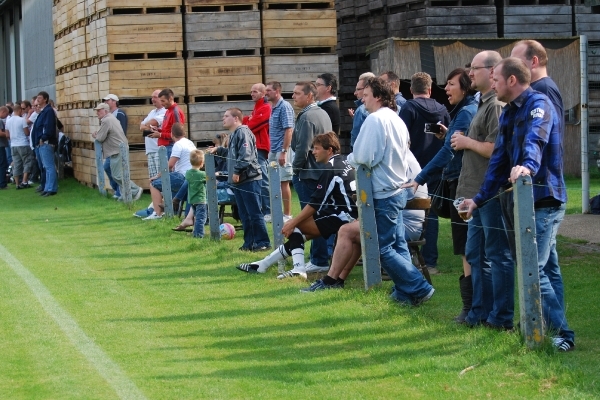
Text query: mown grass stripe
0 243 147 400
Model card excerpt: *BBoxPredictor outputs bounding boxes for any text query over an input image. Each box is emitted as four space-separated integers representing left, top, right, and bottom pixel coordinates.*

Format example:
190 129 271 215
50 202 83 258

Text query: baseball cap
103 94 119 101
94 103 110 111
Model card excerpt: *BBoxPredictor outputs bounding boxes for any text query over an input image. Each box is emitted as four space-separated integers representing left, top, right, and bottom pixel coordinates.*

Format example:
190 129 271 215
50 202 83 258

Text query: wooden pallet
405 6 497 38
188 100 255 142
187 56 262 97
262 9 337 48
96 58 186 98
85 13 183 58
264 53 339 93
184 0 258 5
504 6 572 38
575 6 600 40
54 25 88 70
184 9 261 53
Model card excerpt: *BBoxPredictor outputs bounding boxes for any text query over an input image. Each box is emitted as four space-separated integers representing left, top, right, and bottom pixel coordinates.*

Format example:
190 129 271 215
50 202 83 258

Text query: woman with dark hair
404 67 478 322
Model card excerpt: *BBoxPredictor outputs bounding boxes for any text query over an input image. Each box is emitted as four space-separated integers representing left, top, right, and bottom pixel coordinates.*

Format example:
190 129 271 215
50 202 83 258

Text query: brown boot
172 198 181 214
454 274 472 323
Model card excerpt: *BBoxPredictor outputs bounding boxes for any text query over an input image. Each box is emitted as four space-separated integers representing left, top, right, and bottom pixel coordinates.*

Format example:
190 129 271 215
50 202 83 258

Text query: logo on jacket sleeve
243 143 248 147
316 184 322 189
530 108 545 119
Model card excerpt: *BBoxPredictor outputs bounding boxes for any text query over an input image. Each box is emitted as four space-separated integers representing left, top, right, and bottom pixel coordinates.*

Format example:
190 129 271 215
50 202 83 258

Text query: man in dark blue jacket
31 91 58 196
464 57 575 352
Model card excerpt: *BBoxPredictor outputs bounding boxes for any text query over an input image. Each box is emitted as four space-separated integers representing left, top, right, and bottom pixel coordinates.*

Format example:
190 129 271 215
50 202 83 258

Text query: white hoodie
347 107 410 199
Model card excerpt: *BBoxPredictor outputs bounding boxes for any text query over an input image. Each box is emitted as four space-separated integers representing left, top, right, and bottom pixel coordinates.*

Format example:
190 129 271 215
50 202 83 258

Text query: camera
424 123 441 134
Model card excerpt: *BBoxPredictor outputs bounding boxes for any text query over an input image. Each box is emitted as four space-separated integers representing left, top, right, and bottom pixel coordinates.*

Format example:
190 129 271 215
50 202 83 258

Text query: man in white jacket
347 77 434 306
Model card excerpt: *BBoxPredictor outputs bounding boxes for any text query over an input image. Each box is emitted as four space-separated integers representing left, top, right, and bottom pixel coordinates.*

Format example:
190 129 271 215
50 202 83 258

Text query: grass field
1 177 599 399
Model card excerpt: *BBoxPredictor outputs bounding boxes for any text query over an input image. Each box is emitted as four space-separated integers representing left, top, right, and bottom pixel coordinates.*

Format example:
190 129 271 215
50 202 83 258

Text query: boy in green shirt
186 149 207 238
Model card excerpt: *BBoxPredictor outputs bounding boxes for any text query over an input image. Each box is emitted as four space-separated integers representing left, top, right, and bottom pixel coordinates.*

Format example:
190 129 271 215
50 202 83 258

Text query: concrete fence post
158 146 173 218
119 143 132 205
94 140 106 196
355 166 382 290
268 162 286 272
513 175 544 349
205 153 221 241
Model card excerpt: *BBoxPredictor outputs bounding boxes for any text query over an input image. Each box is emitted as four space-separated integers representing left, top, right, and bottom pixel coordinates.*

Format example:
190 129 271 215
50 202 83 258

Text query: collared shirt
350 99 369 148
456 90 504 198
473 87 567 206
268 97 295 153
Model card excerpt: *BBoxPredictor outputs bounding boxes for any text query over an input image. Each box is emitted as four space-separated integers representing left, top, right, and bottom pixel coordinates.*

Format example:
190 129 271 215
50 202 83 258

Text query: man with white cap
102 94 128 199
92 103 142 202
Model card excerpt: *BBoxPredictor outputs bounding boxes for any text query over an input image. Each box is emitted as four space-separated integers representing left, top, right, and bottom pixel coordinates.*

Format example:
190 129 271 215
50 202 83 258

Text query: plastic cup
453 197 473 222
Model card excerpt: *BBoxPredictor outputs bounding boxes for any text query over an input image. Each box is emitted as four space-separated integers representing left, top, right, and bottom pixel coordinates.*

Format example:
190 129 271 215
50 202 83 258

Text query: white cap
103 94 119 101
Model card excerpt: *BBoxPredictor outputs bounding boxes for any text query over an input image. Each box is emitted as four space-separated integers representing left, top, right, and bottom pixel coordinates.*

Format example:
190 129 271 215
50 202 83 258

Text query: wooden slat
264 53 339 93
188 101 255 141
261 9 337 48
185 11 261 52
186 56 262 96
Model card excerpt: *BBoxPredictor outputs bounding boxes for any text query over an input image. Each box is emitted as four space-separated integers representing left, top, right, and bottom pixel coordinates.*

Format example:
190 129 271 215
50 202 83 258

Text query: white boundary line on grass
0 243 147 400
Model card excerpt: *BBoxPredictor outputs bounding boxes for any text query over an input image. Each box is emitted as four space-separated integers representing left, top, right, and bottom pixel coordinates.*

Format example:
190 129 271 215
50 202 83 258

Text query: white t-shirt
6 116 29 147
171 137 196 175
142 107 166 155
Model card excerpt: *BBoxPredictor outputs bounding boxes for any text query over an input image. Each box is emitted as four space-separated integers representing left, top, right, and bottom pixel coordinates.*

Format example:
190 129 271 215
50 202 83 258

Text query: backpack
590 194 600 215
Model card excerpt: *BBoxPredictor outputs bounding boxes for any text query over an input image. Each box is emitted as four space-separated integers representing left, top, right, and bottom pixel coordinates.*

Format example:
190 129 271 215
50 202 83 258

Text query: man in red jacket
243 83 272 219
148 88 185 159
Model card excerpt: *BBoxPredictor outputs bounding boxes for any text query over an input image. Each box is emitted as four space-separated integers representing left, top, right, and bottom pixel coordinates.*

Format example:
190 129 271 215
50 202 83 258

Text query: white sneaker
133 188 143 201
143 212 163 220
277 269 308 280
283 214 293 222
112 194 119 199
304 262 330 273
264 214 272 223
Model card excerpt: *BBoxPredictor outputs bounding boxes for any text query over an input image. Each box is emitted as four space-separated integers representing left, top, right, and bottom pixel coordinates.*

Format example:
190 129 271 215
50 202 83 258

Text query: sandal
172 224 192 232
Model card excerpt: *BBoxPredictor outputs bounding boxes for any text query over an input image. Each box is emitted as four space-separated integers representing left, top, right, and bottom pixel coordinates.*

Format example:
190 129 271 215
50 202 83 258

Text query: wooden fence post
158 146 173 218
119 143 132 205
205 153 221 241
94 140 106 196
268 162 286 272
513 175 544 349
355 166 382 290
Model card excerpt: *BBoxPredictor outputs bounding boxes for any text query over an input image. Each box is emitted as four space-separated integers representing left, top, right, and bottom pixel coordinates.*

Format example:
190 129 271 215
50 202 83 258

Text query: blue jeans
375 190 433 304
192 203 207 238
35 147 45 188
0 146 7 188
5 146 12 167
292 176 329 267
257 149 270 215
466 198 514 327
39 144 58 193
151 171 185 194
422 177 440 266
104 157 120 196
233 179 270 249
174 180 191 215
535 205 574 341
500 192 565 314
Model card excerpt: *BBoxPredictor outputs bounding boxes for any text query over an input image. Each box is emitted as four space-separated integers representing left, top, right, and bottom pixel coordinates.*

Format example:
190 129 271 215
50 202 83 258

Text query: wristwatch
281 149 287 153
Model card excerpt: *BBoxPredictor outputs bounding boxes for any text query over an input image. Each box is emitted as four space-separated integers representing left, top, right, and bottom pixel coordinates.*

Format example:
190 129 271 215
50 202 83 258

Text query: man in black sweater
315 73 341 135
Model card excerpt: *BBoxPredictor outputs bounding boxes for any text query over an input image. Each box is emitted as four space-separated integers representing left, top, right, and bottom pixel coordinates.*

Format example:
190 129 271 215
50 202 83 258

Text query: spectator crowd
1 39 575 352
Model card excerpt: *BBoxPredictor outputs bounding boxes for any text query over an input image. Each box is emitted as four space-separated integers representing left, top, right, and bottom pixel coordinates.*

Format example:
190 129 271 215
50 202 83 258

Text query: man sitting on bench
237 131 357 278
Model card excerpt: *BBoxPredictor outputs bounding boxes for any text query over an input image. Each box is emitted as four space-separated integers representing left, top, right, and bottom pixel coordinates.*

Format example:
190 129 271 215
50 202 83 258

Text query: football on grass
219 223 236 240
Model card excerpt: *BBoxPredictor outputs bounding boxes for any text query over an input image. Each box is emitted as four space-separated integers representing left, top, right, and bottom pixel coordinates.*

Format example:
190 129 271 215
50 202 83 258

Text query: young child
186 149 207 238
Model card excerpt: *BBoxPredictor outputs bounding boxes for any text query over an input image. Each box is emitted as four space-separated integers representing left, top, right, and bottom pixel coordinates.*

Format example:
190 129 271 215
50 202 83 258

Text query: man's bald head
251 83 266 102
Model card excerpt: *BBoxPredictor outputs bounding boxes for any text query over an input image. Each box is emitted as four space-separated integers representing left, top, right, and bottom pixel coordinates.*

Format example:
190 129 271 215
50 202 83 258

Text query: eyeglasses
470 66 493 71
314 82 325 87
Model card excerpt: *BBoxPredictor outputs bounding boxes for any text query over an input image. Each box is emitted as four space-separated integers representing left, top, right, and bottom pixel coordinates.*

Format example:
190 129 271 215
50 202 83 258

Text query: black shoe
482 321 514 332
40 191 47 196
238 246 251 252
36 186 44 192
252 245 272 252
42 192 57 197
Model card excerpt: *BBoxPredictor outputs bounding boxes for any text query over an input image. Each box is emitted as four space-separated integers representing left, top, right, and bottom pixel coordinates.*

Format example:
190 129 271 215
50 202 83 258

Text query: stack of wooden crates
54 0 339 190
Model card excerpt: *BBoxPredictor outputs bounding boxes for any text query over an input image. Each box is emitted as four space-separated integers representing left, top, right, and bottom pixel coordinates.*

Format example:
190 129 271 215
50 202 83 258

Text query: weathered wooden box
264 53 339 93
187 56 262 97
